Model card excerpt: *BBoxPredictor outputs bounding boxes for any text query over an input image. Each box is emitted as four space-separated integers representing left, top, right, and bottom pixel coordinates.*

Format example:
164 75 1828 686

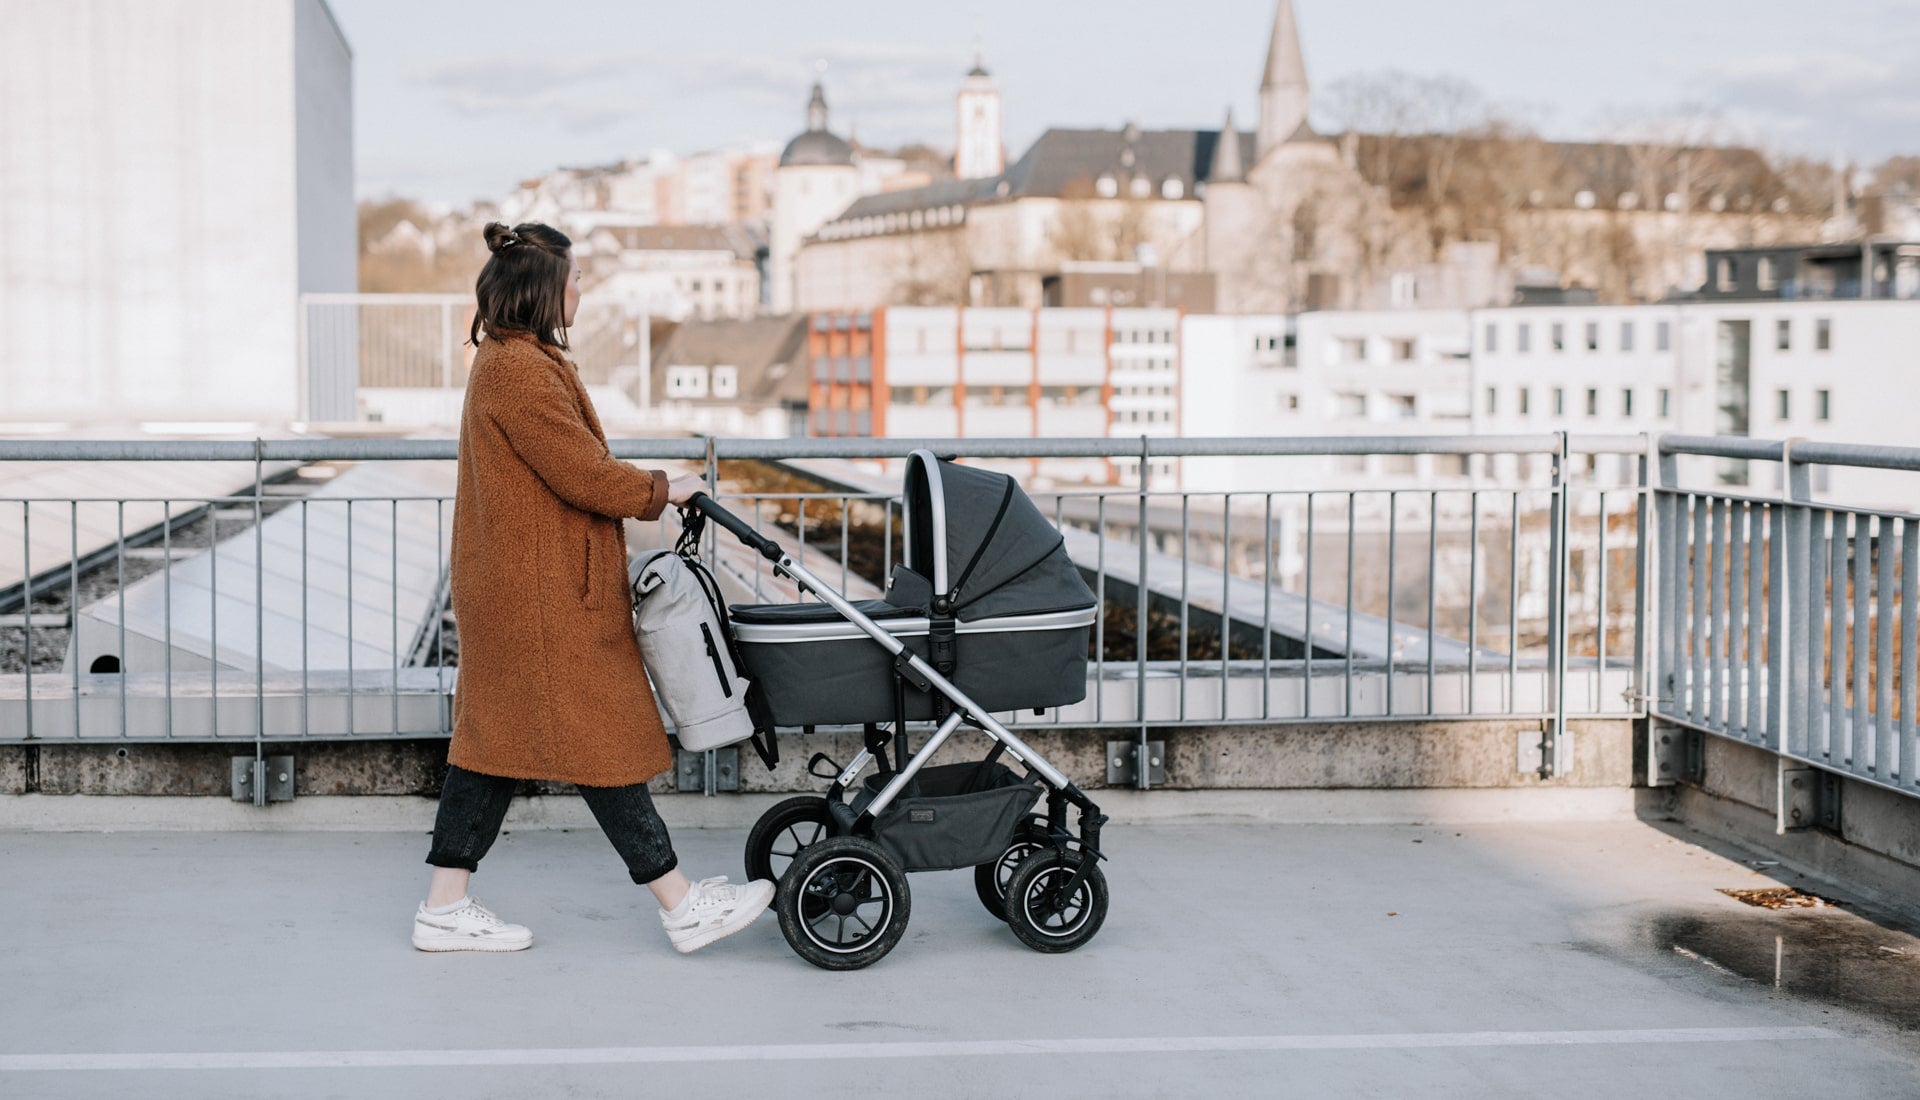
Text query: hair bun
482 221 522 254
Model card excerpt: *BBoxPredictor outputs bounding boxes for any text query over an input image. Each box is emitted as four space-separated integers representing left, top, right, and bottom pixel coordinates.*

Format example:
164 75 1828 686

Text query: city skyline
331 0 1920 206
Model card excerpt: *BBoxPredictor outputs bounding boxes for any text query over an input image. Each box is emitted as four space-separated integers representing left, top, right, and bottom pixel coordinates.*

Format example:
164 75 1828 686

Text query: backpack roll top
629 548 757 752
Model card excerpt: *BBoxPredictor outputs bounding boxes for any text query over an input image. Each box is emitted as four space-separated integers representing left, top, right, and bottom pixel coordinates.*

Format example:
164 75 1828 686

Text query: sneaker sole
411 930 534 952
670 890 775 954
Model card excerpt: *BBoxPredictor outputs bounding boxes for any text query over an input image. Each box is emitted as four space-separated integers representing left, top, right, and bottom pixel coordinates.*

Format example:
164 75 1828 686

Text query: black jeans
425 765 679 884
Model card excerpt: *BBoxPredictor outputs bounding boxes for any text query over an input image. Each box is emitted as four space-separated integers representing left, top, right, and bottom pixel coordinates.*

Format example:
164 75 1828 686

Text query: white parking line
0 1027 1838 1072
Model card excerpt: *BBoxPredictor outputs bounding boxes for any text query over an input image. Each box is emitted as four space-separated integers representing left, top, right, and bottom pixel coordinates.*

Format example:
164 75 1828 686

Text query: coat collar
485 326 573 370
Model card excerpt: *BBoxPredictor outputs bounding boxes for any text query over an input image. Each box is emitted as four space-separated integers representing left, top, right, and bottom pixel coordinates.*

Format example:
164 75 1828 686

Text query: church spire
1256 0 1309 157
1209 107 1245 184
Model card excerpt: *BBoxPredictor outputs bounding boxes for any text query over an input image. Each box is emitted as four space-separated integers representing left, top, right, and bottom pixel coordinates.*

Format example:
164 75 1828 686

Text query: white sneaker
412 896 534 952
659 875 775 954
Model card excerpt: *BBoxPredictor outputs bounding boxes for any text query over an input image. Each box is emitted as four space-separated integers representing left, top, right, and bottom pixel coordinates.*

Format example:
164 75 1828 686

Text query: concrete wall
0 718 1633 799
1655 727 1920 906
0 0 353 426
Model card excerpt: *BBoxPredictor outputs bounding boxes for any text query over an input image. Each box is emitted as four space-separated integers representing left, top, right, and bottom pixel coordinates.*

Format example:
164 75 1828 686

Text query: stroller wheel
745 796 833 885
1003 848 1108 954
973 819 1051 922
777 836 911 971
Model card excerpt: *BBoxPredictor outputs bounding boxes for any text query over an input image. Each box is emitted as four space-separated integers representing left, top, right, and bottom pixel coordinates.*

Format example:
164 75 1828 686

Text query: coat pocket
580 522 602 609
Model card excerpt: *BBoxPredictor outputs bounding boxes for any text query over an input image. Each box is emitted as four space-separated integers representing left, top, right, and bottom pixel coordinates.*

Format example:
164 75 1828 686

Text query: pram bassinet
730 452 1098 728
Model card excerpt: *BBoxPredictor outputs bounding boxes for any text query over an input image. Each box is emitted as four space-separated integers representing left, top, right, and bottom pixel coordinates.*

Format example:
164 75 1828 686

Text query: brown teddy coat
446 327 673 787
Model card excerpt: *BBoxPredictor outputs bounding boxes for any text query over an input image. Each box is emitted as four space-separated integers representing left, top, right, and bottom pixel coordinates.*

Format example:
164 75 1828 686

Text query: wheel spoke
848 914 872 935
852 896 887 909
835 915 847 942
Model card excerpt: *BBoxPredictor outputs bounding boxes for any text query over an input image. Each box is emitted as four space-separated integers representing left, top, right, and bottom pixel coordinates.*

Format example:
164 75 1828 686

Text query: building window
1485 386 1498 415
1656 320 1672 352
1518 387 1531 415
1389 394 1417 420
1776 388 1790 420
1620 321 1634 351
1585 387 1599 417
1585 322 1600 351
1484 323 1498 353
1621 388 1634 417
1658 388 1671 418
1716 257 1736 292
1757 256 1777 291
1816 318 1832 351
711 365 738 399
666 366 707 398
1815 389 1831 421
1391 338 1416 362
1334 392 1368 418
1776 318 1791 351
1517 323 1532 353
1551 323 1565 352
1337 337 1367 363
1095 174 1118 198
1391 273 1419 306
1279 392 1300 412
1553 387 1566 416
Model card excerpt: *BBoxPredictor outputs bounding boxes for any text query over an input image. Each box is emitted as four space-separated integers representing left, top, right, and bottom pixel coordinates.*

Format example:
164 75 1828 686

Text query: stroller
685 450 1110 971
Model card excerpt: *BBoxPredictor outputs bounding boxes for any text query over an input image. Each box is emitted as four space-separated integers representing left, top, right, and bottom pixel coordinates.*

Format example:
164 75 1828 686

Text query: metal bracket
1106 739 1165 787
675 746 739 794
1779 765 1842 833
1648 722 1703 787
230 755 294 804
1516 725 1574 778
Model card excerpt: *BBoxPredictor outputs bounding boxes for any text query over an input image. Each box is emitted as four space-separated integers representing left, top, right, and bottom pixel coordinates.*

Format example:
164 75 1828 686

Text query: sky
327 0 1920 208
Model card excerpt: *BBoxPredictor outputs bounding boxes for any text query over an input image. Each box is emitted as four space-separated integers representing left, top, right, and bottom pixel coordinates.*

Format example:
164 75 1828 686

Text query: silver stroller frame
688 485 1109 971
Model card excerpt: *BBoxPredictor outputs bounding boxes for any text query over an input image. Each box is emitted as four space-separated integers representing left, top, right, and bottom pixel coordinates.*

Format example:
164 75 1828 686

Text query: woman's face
563 252 582 328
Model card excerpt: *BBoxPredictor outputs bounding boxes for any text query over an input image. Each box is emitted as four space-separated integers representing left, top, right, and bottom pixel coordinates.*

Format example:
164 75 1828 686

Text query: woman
411 221 774 954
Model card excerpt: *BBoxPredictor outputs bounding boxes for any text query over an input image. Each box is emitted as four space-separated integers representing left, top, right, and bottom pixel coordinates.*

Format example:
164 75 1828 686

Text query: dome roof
780 129 855 168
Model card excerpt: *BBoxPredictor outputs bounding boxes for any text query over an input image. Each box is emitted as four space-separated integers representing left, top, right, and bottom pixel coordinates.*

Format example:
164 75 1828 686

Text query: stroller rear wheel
745 795 833 885
777 836 911 971
1003 848 1108 954
973 817 1050 922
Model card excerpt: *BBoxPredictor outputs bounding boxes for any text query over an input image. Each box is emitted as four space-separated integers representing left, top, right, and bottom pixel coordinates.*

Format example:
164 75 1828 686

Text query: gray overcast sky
328 0 1920 207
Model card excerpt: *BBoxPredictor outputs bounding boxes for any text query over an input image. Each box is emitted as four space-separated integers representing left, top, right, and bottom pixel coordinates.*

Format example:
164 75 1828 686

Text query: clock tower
954 51 1003 180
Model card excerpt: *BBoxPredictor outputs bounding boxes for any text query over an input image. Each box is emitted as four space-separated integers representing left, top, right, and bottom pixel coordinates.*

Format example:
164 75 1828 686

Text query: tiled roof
652 316 808 406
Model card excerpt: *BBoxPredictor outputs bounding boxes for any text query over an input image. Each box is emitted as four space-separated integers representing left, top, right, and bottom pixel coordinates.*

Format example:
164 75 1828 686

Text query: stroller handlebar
684 493 784 562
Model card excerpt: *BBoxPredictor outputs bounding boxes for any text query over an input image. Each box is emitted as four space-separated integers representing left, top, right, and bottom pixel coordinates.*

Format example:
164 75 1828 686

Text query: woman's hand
665 473 709 507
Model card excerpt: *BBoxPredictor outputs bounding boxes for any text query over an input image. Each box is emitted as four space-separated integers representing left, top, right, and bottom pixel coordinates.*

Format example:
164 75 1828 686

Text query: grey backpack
628 523 777 766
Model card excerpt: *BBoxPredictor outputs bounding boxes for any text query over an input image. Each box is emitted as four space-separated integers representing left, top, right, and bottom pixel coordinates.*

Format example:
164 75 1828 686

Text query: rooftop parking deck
3 813 1917 1098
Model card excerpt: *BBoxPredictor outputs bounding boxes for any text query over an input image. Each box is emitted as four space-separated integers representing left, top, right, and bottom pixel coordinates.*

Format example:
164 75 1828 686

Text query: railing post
1782 439 1811 760
1540 432 1571 778
439 301 455 391
1136 434 1152 792
702 435 720 797
1632 435 1652 719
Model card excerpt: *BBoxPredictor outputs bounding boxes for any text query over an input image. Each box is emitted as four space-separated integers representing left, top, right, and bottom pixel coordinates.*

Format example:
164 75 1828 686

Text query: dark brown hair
469 221 572 348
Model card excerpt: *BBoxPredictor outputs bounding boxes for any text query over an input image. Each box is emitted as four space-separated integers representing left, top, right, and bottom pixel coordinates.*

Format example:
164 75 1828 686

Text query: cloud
412 53 647 133
1687 51 1920 158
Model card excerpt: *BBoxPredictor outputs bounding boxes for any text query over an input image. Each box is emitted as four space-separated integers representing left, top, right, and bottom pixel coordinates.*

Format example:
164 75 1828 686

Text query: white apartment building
1474 299 1920 504
2 0 354 427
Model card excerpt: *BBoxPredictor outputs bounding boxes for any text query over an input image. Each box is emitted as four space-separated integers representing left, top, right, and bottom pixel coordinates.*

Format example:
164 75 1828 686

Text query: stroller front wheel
777 836 912 971
1003 848 1108 954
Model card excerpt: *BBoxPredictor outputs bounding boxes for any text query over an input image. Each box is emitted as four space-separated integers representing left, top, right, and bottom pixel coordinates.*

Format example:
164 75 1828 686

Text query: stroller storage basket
849 761 1044 872
730 601 1096 728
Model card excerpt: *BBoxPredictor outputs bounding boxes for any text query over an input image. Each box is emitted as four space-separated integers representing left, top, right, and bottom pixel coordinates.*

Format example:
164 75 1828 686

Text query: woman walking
412 221 774 954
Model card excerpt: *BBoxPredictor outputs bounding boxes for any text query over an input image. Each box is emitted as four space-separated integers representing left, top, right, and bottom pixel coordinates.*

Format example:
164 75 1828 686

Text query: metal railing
8 429 1918 803
298 295 647 422
1656 436 1920 801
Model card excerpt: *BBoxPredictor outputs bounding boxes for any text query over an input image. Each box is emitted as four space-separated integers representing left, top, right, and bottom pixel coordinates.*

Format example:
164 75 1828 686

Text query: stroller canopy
902 450 1097 622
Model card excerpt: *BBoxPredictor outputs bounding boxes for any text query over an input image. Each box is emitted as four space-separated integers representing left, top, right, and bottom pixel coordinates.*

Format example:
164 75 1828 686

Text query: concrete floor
2 818 1918 1098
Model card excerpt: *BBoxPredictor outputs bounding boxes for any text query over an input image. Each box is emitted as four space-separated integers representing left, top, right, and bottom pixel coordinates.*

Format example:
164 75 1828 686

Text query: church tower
771 74 858 313
1256 0 1310 158
954 50 1004 180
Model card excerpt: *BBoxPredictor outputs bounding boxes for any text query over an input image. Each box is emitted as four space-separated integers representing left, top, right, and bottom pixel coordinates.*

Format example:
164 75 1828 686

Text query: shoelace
686 876 738 914
455 898 504 927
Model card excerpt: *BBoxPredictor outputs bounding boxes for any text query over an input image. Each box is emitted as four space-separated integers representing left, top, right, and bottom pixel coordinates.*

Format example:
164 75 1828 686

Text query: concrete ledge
1657 783 1920 917
0 786 1640 833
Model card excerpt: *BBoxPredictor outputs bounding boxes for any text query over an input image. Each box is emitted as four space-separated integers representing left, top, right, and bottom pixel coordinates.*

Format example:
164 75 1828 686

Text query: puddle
1643 906 1920 1031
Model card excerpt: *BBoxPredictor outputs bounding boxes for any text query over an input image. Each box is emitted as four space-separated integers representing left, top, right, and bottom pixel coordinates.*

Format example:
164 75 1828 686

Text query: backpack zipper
700 622 734 698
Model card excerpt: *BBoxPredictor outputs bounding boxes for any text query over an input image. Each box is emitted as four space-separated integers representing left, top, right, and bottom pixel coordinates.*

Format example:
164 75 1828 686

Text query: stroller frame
687 490 1108 894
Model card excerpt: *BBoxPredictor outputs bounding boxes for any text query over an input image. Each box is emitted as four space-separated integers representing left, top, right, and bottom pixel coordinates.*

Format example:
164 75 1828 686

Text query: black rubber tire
777 836 912 971
744 796 833 885
1003 847 1109 954
973 820 1051 922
